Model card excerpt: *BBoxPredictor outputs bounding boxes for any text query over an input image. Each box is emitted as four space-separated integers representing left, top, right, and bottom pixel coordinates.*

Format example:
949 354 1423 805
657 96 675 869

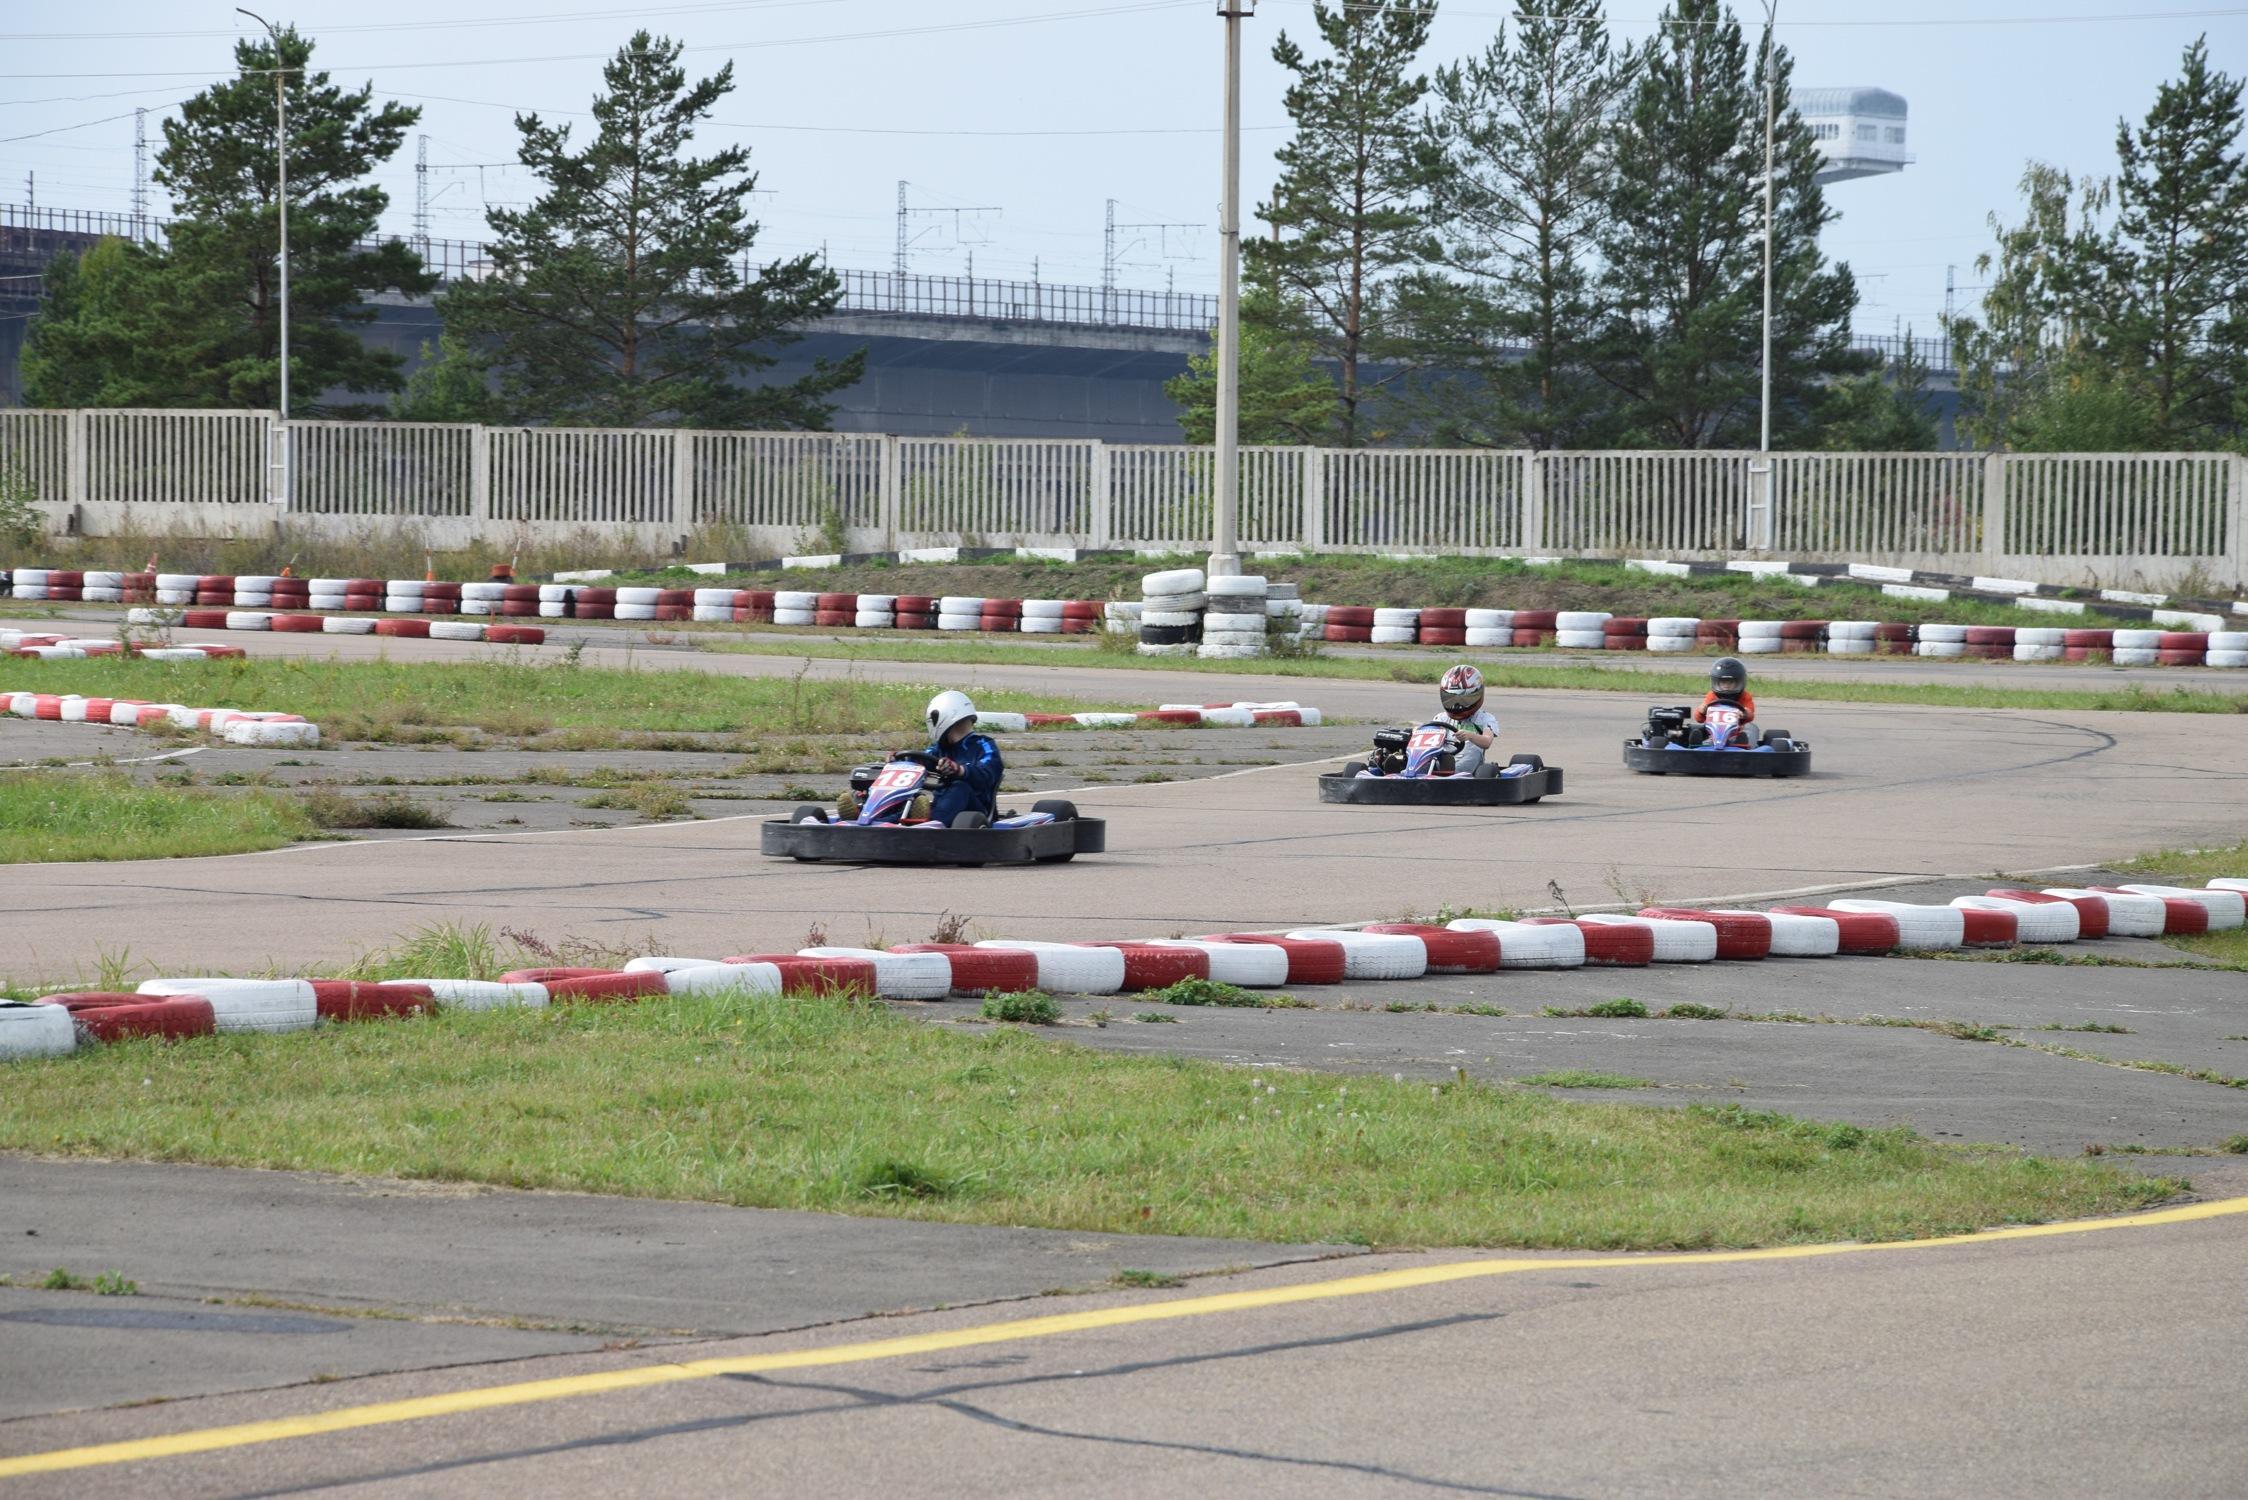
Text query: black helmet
1710 657 1747 696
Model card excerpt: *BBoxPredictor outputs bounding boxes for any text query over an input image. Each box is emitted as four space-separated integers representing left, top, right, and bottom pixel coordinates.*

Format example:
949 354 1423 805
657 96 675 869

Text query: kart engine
1371 726 1411 776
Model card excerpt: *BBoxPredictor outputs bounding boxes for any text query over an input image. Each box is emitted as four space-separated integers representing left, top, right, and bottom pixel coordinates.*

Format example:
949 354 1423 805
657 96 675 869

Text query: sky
4 0 2244 339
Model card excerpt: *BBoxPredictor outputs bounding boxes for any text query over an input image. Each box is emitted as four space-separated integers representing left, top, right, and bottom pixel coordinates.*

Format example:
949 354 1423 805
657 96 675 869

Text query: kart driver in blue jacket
920 690 1004 825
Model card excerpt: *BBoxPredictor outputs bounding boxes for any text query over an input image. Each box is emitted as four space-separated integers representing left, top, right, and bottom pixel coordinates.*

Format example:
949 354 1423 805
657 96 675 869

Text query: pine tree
22 239 227 408
2104 37 2248 447
1588 0 1861 448
1247 0 1440 447
1818 337 1942 451
1164 286 1336 444
438 32 862 429
388 334 494 423
1407 0 1624 448
27 30 425 411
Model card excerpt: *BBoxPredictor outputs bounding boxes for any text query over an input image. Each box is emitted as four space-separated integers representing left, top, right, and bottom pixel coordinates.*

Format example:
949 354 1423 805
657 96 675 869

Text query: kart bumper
1317 767 1563 805
760 816 1107 865
1622 741 1812 778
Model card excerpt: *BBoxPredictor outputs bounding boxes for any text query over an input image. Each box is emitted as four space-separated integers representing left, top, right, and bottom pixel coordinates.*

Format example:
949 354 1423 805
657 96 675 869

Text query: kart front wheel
1507 753 1545 771
790 804 829 825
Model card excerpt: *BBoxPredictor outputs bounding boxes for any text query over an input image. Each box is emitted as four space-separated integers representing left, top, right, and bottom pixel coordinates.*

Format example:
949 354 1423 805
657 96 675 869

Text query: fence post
670 430 694 548
1520 451 1544 554
65 409 87 511
1089 440 1111 548
469 423 493 543
878 434 902 547
1980 450 2007 567
2228 450 2248 594
1300 447 1325 552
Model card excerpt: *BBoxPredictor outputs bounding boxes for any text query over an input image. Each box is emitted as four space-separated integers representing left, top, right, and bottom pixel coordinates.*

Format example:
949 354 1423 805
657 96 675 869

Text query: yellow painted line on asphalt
5 1194 2244 1480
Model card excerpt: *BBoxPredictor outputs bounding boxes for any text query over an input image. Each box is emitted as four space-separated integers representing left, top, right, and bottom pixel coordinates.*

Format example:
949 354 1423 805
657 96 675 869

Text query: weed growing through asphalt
980 991 1061 1025
298 789 451 831
1541 998 1649 1019
580 783 698 821
1144 977 1305 1009
1132 1011 1179 1023
1666 1003 1730 1020
1112 1269 1185 1289
2037 1022 2134 1034
1515 1071 1656 1090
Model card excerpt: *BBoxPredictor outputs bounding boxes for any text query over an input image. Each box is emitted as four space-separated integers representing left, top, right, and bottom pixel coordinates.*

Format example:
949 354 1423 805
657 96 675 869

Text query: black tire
1507 753 1545 771
790 804 829 825
1472 760 1501 780
950 809 989 829
1763 727 1791 744
1031 799 1079 823
1766 736 1794 753
1341 760 1366 779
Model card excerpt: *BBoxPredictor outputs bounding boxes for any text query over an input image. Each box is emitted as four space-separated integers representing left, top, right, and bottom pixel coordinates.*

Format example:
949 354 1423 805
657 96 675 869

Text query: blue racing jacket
925 731 1003 824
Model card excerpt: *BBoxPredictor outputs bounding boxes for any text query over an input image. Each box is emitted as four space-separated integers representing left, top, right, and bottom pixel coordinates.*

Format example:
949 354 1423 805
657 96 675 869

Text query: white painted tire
0 1002 75 1060
1714 909 1839 956
224 612 272 631
1464 629 1512 648
622 956 724 974
540 603 569 618
1825 620 1878 641
854 612 897 630
462 582 506 602
1200 628 1268 646
2208 651 2248 667
1447 918 1585 968
1828 900 1966 950
775 591 821 611
140 978 316 1034
323 618 376 635
1580 914 1715 963
1825 639 1875 655
2118 884 2245 930
2014 627 2066 647
1953 896 2078 943
1140 939 1289 987
1283 929 1427 981
1647 617 1701 638
1555 631 1606 649
1918 623 1966 644
1141 592 1207 613
2111 629 2162 649
2041 888 2162 938
774 609 817 627
937 596 986 615
693 606 734 623
157 573 201 591
430 621 485 641
1465 608 1513 630
1197 644 1264 660
1142 568 1205 597
975 940 1124 995
2112 648 2159 667
801 946 952 1001
1206 576 1268 600
1136 642 1197 657
384 597 426 614
694 588 739 607
222 719 320 748
2014 644 2065 661
1917 641 1965 658
663 962 783 997
615 587 661 606
1556 611 1611 633
615 603 657 621
1372 608 1420 629
1370 626 1417 645
398 978 551 1011
2209 878 2248 895
2208 632 2248 652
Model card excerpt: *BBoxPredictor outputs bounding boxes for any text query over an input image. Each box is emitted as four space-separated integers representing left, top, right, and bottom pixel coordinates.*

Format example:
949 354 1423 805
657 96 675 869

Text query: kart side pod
1318 754 1563 805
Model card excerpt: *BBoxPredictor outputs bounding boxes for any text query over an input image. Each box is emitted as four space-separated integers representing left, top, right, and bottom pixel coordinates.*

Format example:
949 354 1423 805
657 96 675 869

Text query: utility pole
893 181 1000 304
238 8 289 510
1210 1 1255 580
132 109 150 240
1752 0 1778 553
23 171 31 215
414 133 430 258
1104 197 1201 325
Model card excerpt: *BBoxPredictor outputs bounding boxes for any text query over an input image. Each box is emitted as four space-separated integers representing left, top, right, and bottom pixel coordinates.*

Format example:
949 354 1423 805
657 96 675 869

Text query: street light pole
1210 0 1254 581
1754 0 1778 551
238 9 289 509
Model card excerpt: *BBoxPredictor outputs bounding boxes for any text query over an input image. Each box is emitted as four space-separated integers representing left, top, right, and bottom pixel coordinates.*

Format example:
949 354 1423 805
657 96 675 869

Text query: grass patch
7 657 1136 743
0 773 316 863
1665 1003 1731 1020
1112 1268 1185 1289
1542 998 1649 1019
0 989 2173 1249
2117 839 2248 886
706 637 2248 715
1514 1071 1657 1090
1131 1011 1179 1023
2164 929 2248 968
297 788 451 831
2037 1022 2134 1034
580 784 699 821
979 991 1060 1025
1144 977 1303 1010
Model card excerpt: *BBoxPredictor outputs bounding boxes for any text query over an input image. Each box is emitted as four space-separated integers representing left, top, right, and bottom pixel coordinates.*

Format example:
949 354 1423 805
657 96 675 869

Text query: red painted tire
894 613 934 630
545 971 672 1003
722 954 879 996
977 616 1019 632
891 943 1038 995
487 626 545 645
1775 620 1823 641
1963 642 2012 659
503 585 541 603
655 590 693 608
1510 629 1554 647
1136 709 1202 725
2156 649 2205 666
310 981 433 1021
343 594 381 611
1773 906 1898 954
1525 916 1651 966
1505 609 1553 630
893 595 934 613
2157 633 2207 651
1874 622 1913 641
1419 627 1467 646
1363 923 1498 973
498 968 616 984
272 614 325 632
1419 608 1468 629
1637 907 1773 960
1079 942 1210 989
1988 888 2108 938
1060 600 1103 620
814 593 856 612
981 599 1023 618
2062 629 2114 648
1325 606 1375 627
813 610 854 627
499 601 539 616
196 575 232 592
375 619 431 637
1059 618 1096 634
1609 636 1650 651
1195 934 1346 985
2088 887 2208 935
1603 616 1648 636
35 993 216 1042
654 604 693 622
182 609 229 629
1964 627 2014 646
1324 624 1374 642
1955 907 2018 947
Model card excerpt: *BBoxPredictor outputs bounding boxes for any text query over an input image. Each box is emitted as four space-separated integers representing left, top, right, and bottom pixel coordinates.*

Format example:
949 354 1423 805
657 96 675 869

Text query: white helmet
925 689 978 742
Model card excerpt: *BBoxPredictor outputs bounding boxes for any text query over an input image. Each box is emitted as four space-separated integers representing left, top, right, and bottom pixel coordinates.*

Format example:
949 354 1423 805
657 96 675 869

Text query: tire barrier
1521 916 1650 966
1078 942 1213 990
37 992 219 1042
1636 907 1774 960
1138 938 1292 988
890 943 1041 996
1285 929 1429 981
1953 895 2079 944
5 687 320 747
1362 923 1501 974
1581 913 1717 963
1445 918 1586 968
1826 900 1967 950
1195 933 1349 984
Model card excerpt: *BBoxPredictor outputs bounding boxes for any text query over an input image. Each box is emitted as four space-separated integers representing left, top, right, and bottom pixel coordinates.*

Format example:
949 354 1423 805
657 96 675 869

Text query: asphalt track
5 624 2246 1495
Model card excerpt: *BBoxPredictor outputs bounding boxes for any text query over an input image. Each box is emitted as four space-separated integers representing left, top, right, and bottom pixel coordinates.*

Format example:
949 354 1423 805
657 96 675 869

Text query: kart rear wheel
1472 760 1501 780
1031 800 1080 862
1507 753 1545 771
790 804 829 825
1766 736 1794 752
1763 727 1792 744
1341 761 1366 779
950 810 989 829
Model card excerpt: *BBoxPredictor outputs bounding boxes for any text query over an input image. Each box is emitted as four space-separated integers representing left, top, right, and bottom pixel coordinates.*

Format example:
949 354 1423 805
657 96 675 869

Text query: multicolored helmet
1439 663 1485 717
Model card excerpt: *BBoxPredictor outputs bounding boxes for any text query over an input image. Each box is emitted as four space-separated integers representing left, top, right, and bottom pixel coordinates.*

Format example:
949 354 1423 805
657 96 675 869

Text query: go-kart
1623 703 1811 778
760 751 1105 865
1318 720 1563 805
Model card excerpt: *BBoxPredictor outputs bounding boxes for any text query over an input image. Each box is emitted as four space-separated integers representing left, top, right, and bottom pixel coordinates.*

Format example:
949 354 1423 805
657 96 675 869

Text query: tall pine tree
1589 0 1860 448
27 29 425 411
1404 0 1625 448
1247 0 1439 447
2104 37 2247 448
439 32 861 429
